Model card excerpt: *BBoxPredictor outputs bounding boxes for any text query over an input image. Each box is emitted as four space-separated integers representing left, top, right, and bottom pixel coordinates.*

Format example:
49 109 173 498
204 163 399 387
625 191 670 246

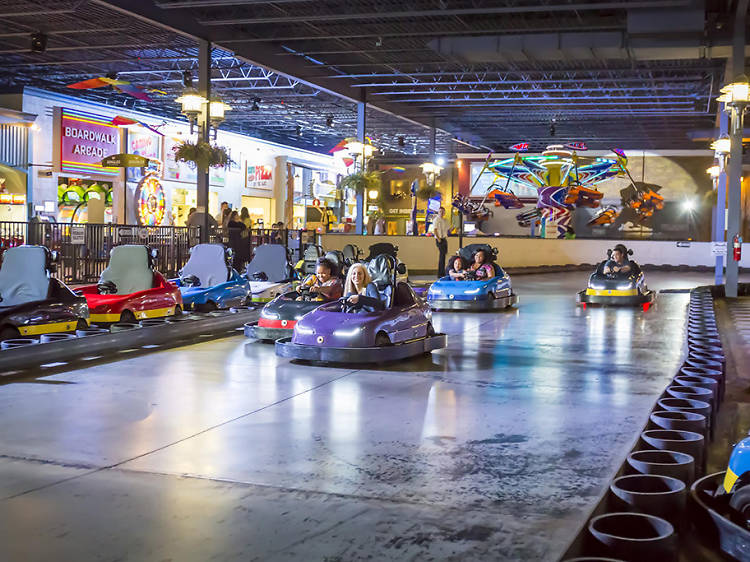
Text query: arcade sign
57 108 120 177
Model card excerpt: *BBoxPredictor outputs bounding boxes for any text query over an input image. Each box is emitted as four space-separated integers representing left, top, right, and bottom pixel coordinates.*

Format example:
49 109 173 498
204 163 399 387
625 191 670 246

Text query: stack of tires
564 288 721 562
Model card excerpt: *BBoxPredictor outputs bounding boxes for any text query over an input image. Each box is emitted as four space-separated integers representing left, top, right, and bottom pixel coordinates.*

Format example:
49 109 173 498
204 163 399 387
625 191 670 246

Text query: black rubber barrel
609 475 686 525
678 366 724 402
76 327 110 337
0 338 39 350
649 410 707 437
641 429 705 476
664 386 715 413
39 333 77 344
588 512 676 561
672 374 718 401
656 398 711 430
626 450 694 484
110 323 142 333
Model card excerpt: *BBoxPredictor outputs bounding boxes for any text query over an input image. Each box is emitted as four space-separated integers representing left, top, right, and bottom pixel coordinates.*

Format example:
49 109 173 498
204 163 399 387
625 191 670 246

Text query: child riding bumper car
0 245 89 340
244 244 294 304
275 254 446 363
427 244 518 311
246 252 344 341
173 243 251 311
577 244 655 307
79 245 182 323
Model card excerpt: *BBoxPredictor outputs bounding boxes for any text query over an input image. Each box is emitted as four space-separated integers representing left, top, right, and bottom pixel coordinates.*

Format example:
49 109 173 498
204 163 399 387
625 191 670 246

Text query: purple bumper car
275 255 446 363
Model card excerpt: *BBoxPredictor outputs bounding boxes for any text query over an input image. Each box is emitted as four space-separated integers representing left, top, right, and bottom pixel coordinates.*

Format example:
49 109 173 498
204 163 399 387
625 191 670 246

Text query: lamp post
710 136 730 285
717 75 749 297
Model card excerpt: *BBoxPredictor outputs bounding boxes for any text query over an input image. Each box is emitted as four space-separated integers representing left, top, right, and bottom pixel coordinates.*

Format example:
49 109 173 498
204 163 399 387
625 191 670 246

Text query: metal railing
0 221 316 283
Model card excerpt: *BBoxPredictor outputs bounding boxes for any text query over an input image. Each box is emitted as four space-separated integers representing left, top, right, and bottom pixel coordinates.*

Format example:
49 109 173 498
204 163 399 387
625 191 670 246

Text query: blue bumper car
427 243 518 311
173 244 251 311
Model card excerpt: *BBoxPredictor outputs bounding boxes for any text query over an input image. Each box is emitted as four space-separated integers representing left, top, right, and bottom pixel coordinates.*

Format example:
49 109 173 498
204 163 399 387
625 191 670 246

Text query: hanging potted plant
416 182 440 201
174 140 233 170
338 170 381 196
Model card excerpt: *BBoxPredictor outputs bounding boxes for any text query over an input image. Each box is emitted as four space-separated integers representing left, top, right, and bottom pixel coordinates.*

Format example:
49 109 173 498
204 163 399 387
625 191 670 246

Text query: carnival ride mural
454 144 664 236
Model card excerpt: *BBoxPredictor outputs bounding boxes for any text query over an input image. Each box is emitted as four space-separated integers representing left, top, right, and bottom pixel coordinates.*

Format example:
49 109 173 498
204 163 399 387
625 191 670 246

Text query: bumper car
247 251 345 341
365 242 408 283
79 245 182 323
427 243 518 311
0 245 89 340
244 243 294 304
276 254 446 363
577 248 655 308
172 244 251 311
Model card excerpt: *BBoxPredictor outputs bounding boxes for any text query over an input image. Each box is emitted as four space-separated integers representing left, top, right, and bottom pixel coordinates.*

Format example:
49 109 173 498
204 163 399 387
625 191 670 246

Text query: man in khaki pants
433 206 450 278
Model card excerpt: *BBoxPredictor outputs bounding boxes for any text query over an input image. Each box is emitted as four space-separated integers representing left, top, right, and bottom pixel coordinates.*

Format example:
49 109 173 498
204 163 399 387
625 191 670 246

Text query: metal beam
198 39 211 243
156 0 315 7
198 1 690 26
219 23 622 43
356 97 366 235
94 0 448 136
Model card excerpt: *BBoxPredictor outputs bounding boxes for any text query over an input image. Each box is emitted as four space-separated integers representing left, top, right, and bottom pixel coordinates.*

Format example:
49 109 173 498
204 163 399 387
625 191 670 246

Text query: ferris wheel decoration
135 174 166 226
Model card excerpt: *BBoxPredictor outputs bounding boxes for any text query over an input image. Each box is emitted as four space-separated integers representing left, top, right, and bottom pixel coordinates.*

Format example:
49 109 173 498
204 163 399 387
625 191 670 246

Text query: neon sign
60 108 120 176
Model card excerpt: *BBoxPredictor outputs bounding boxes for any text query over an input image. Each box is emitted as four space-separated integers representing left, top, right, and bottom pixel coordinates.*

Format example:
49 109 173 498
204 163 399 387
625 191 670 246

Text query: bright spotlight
682 199 696 212
436 156 446 166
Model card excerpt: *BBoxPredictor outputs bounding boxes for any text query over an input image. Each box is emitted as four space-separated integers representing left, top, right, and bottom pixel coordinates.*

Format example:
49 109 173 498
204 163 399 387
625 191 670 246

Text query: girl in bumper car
343 263 385 313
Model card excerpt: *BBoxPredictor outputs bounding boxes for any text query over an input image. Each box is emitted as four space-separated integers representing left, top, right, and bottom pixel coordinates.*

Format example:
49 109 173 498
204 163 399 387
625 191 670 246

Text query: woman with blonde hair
343 263 385 312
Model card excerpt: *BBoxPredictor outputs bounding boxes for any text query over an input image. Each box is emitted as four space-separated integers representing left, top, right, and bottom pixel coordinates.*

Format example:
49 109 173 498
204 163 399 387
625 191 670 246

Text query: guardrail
0 222 316 283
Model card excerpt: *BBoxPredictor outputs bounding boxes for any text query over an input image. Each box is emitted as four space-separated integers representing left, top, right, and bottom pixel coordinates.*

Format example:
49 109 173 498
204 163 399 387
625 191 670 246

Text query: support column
726 0 748 298
355 97 366 235
714 110 729 286
197 39 211 243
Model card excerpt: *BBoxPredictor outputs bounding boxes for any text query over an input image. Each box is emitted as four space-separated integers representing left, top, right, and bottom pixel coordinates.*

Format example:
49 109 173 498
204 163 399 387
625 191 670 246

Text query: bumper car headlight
617 283 634 290
465 287 482 294
261 310 279 320
333 327 362 338
590 283 605 290
296 326 314 335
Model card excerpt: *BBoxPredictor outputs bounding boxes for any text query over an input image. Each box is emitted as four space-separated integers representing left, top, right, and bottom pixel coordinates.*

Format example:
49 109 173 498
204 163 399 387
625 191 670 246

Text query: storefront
57 177 113 223
21 87 347 226
51 106 121 223
0 109 34 222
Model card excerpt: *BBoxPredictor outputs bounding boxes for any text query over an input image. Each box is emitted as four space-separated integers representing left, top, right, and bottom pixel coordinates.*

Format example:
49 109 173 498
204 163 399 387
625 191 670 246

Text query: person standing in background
432 206 451 278
215 201 229 226
240 207 252 229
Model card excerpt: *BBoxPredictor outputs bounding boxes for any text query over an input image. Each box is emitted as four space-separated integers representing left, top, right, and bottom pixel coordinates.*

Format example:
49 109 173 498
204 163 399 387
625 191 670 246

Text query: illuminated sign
60 108 120 176
246 164 273 190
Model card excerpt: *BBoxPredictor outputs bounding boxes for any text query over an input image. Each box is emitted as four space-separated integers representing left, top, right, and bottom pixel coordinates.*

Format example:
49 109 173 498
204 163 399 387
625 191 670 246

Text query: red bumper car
80 245 182 323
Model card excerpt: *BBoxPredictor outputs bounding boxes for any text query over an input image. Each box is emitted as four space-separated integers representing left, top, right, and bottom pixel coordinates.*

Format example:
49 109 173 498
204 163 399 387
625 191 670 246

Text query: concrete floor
0 271 727 561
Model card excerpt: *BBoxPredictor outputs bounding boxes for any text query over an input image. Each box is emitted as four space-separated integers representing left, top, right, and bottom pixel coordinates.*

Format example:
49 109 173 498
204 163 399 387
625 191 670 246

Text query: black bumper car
0 245 89 341
577 248 655 309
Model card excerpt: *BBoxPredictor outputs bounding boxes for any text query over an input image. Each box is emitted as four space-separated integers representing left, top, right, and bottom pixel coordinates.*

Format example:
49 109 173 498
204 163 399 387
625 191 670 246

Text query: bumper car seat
179 243 230 288
99 245 153 294
0 246 50 306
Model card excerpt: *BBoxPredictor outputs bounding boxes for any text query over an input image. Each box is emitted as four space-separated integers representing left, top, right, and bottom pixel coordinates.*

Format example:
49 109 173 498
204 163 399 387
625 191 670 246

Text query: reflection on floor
0 272 726 561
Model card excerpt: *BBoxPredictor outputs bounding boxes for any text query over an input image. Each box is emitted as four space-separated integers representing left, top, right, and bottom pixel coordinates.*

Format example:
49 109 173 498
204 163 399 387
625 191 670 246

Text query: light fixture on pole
717 75 750 106
707 164 721 178
420 161 443 188
209 98 231 130
715 73 749 298
711 135 732 155
175 89 231 138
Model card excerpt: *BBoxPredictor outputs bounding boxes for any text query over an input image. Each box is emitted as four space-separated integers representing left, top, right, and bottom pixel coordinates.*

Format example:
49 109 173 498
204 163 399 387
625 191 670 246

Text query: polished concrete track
0 272 724 561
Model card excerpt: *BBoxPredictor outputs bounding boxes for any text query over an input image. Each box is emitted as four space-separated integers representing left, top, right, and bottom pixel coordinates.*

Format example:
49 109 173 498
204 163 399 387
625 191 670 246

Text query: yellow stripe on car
18 320 78 335
135 307 175 319
89 313 122 323
585 288 638 296
724 466 739 493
